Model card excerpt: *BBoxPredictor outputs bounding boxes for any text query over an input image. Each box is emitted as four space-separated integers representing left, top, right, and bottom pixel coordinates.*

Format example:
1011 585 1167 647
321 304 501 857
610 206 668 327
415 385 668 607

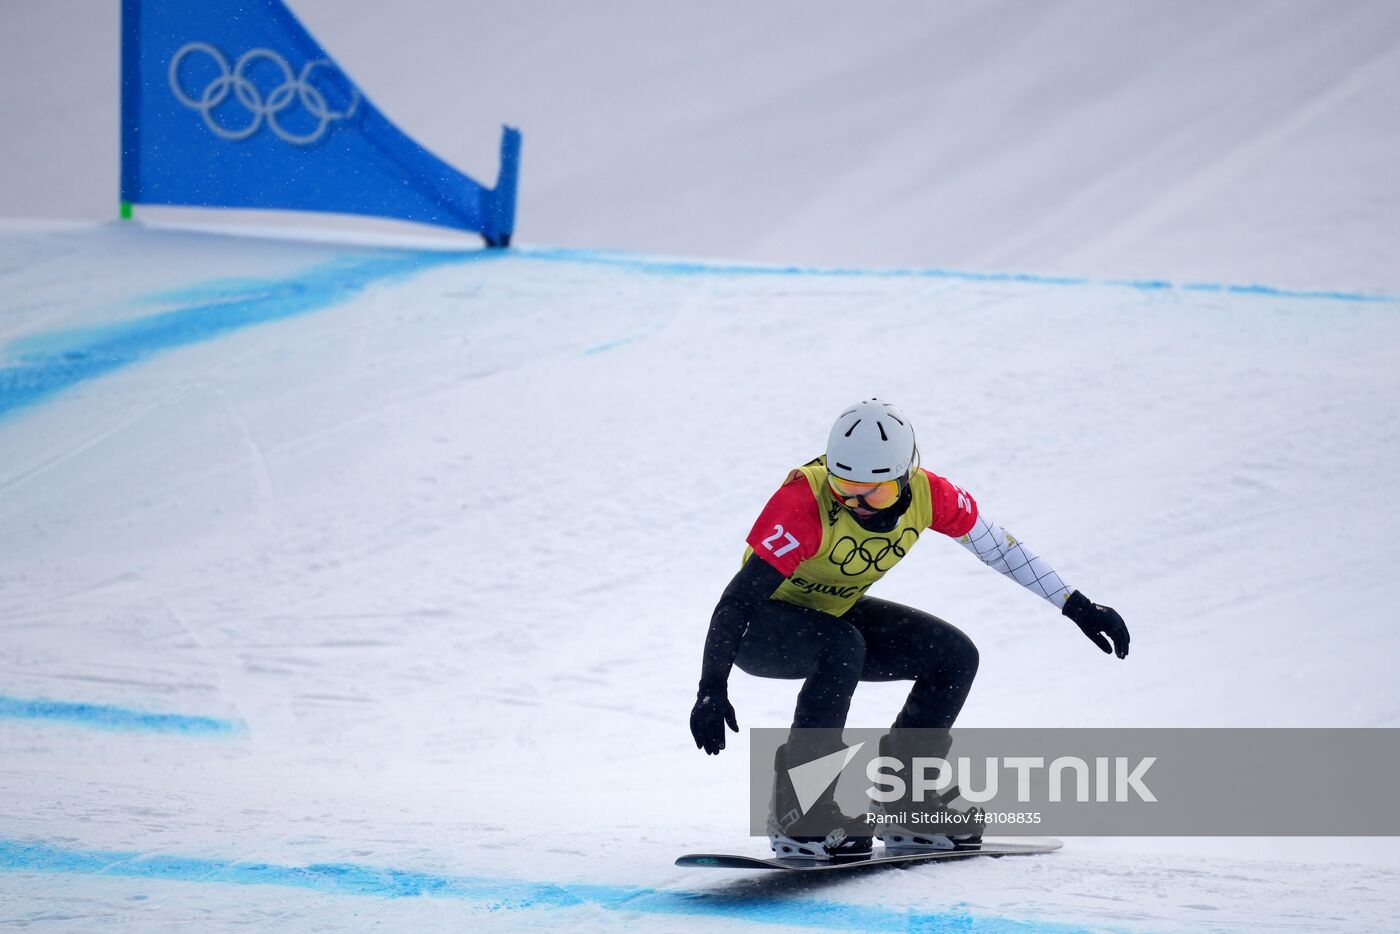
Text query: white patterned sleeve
957 513 1073 609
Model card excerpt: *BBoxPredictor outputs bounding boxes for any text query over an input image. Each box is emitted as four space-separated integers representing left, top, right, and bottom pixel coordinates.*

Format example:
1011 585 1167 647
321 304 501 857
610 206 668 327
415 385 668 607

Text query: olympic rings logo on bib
168 43 360 145
827 530 919 577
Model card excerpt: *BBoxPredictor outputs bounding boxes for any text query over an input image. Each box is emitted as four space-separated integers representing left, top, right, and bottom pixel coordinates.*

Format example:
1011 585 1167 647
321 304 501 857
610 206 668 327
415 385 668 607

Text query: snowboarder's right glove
1063 590 1130 659
690 686 738 755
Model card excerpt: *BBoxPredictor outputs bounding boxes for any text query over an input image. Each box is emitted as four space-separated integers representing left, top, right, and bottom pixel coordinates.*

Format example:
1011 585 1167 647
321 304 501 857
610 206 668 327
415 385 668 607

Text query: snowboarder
690 399 1129 859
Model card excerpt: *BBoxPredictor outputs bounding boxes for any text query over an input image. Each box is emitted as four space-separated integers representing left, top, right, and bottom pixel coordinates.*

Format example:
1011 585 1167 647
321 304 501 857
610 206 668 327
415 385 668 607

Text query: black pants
733 596 978 731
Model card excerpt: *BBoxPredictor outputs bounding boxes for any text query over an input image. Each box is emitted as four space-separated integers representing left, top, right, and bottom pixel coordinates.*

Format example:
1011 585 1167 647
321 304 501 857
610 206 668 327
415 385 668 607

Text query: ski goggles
827 474 904 510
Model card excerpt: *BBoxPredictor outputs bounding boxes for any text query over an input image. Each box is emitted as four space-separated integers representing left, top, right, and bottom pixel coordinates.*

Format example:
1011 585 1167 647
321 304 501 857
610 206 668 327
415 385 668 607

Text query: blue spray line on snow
2 242 1388 421
0 249 485 419
519 247 1400 305
0 694 243 736
0 839 1097 933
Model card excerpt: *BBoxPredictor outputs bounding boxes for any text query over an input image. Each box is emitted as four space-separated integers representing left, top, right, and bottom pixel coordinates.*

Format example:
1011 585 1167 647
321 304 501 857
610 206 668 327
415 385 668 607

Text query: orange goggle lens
827 475 902 509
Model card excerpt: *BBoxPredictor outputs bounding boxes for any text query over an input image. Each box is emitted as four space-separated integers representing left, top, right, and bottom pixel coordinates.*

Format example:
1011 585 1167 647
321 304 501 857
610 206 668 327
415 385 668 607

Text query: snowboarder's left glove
1063 590 1130 659
690 686 738 755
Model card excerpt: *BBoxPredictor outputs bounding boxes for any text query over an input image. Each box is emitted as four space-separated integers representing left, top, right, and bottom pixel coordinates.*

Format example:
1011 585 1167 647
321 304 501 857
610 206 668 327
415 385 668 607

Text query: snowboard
676 837 1061 872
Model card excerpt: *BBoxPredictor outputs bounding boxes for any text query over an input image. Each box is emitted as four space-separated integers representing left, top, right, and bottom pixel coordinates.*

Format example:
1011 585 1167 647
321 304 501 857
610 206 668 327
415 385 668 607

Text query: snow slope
3 1 1399 289
1 221 1398 930
3 0 1400 928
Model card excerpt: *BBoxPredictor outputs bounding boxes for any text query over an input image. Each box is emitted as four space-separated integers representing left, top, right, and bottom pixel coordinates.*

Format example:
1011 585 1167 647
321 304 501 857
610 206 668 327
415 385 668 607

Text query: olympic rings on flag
168 42 360 145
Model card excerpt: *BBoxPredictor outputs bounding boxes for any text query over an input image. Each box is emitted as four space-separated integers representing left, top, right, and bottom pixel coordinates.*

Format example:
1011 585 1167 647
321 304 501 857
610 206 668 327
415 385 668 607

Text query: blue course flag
120 0 520 246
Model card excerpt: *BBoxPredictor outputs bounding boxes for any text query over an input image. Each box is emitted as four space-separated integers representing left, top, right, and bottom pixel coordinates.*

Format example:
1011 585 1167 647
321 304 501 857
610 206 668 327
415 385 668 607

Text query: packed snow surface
0 221 1397 930
3 0 1399 289
3 0 1400 929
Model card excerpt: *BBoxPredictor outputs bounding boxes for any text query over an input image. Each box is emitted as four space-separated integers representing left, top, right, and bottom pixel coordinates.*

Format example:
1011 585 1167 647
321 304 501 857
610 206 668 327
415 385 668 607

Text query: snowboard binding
766 741 873 861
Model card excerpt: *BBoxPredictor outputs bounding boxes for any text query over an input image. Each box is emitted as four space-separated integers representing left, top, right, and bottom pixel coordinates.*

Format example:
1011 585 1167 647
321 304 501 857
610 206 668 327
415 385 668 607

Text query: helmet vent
887 412 904 426
843 419 861 437
872 467 891 474
877 421 888 441
835 461 852 471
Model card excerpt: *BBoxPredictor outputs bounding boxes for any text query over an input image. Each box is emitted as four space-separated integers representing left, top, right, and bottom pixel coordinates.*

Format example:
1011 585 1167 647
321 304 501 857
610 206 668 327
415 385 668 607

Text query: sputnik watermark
751 728 1400 836
865 755 1157 804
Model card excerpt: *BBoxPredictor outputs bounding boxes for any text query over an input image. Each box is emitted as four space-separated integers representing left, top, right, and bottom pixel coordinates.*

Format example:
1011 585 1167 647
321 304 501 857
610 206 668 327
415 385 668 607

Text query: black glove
690 686 738 755
1063 590 1130 659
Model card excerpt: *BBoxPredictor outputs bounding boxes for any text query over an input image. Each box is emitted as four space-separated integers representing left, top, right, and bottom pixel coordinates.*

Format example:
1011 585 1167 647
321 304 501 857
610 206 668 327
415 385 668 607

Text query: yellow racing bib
743 457 934 616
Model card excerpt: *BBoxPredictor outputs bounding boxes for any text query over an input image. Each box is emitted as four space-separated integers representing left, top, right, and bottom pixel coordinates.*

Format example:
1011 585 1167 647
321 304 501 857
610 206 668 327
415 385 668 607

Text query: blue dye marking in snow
0 839 1094 932
584 336 639 355
584 323 665 356
0 695 243 736
0 249 483 419
520 247 1400 304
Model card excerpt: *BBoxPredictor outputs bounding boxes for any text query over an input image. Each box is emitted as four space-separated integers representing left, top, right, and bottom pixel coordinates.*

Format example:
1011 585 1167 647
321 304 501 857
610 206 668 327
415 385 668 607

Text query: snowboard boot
766 739 873 860
870 730 985 852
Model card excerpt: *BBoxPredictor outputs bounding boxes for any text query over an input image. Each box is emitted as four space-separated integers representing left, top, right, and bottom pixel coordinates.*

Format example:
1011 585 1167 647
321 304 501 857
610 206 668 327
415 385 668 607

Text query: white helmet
825 399 919 482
